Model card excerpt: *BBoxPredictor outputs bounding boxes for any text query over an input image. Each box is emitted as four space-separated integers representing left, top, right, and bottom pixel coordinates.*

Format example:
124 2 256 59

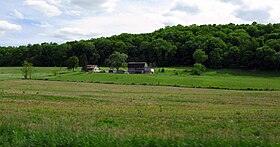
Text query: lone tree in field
21 60 34 79
106 51 128 71
67 56 79 71
192 49 208 75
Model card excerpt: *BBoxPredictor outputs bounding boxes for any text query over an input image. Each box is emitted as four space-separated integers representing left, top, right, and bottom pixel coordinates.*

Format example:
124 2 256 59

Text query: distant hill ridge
0 22 279 70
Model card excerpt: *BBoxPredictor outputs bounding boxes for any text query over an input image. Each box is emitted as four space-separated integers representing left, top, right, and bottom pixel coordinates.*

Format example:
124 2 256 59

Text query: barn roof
128 62 147 64
87 65 98 67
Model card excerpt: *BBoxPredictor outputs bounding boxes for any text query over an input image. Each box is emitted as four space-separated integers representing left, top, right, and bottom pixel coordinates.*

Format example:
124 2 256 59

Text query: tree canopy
106 51 128 70
0 22 280 71
67 56 79 71
193 49 208 63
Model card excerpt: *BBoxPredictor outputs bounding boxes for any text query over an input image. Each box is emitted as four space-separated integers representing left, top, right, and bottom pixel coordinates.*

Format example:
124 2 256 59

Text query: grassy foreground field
0 80 279 146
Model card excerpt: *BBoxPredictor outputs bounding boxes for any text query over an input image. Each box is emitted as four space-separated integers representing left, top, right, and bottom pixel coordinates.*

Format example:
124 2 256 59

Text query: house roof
128 62 147 64
128 62 148 69
87 65 98 68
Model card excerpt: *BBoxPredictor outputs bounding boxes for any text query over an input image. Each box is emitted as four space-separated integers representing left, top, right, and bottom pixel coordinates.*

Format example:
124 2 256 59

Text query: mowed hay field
0 80 279 146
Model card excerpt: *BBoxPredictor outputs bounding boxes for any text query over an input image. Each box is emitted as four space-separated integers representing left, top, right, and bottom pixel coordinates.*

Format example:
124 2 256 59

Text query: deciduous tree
67 56 79 71
106 51 128 71
193 49 208 63
21 60 34 79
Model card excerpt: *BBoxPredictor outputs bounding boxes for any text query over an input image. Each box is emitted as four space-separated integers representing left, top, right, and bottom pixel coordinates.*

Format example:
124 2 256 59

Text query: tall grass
0 80 279 146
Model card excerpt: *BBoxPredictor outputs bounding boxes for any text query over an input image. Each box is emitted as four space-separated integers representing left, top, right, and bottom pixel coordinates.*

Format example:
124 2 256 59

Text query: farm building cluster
86 62 154 74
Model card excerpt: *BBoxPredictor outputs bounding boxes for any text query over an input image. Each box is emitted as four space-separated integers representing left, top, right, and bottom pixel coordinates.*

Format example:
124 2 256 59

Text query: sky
0 0 279 46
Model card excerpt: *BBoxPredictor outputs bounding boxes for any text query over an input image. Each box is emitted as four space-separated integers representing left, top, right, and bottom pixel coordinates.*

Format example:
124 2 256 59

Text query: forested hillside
0 22 280 70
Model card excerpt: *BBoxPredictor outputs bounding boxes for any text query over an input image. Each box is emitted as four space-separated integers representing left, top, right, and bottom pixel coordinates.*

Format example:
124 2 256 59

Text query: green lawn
44 67 280 91
0 80 279 146
0 67 69 81
1 66 279 90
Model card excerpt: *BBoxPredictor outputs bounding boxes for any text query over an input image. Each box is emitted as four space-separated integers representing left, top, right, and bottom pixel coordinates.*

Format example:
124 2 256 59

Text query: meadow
0 67 63 81
0 80 279 146
1 67 280 90
50 67 280 90
0 67 279 146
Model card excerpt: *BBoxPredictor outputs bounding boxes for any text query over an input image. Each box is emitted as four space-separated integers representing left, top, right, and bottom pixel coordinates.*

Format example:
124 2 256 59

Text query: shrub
52 70 59 76
21 61 34 79
192 63 206 75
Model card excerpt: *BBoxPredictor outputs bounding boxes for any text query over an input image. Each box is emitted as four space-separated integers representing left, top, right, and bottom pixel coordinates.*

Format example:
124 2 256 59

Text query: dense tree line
0 22 280 70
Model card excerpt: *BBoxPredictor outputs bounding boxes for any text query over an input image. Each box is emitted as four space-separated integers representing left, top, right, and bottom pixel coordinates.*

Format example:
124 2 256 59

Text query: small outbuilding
87 65 101 72
128 62 154 74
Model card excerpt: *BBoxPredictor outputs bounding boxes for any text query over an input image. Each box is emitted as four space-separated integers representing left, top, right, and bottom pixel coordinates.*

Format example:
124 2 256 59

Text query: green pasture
0 67 69 81
49 67 280 90
1 66 279 90
0 80 279 146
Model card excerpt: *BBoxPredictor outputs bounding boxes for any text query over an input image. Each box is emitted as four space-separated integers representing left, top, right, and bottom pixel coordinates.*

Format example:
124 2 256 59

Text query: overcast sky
0 0 279 46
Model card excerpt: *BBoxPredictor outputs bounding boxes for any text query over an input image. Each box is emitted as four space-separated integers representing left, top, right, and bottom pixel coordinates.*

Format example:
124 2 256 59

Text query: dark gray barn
128 62 148 74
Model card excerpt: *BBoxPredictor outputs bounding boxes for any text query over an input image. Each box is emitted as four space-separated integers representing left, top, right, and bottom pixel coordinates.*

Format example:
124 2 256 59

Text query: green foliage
52 68 60 76
192 63 206 75
150 38 177 66
114 41 128 53
192 49 207 75
256 45 277 69
209 48 225 68
265 39 280 52
193 49 208 63
226 46 240 67
20 60 34 79
0 23 280 70
67 56 79 71
106 51 128 70
157 68 165 73
69 41 100 72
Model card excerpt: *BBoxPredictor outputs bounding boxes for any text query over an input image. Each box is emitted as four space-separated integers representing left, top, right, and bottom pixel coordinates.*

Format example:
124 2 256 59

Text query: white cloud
38 22 53 28
1 0 280 46
65 11 164 38
102 0 119 12
53 27 97 40
46 0 63 5
65 10 82 16
235 8 271 22
13 9 24 19
163 0 243 26
260 0 280 23
268 2 280 22
170 1 199 14
65 0 118 13
0 20 22 35
24 0 62 17
220 0 280 23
